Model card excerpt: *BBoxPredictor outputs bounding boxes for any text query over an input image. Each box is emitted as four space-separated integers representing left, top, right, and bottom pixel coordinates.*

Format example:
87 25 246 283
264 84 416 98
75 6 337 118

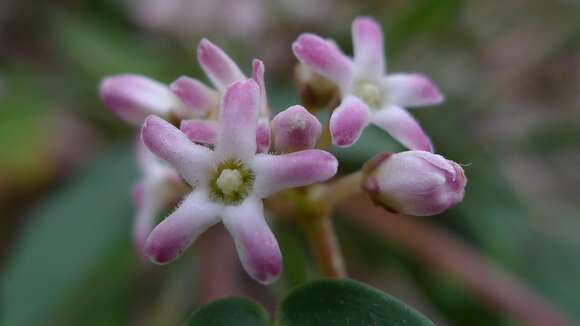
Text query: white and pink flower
141 79 338 284
362 151 466 216
292 17 443 151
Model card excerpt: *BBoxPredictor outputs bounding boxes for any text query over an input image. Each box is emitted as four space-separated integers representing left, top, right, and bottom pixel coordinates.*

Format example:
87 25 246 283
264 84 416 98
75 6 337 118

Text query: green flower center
209 159 255 205
354 81 382 108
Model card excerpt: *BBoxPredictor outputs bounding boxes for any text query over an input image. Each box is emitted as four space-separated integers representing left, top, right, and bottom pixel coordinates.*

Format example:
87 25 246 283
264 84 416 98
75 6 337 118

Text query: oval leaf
188 298 270 326
277 279 434 326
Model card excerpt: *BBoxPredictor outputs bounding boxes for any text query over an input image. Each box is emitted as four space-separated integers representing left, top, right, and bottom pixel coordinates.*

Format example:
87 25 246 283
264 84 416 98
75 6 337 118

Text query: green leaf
187 298 270 326
277 279 434 326
0 143 137 326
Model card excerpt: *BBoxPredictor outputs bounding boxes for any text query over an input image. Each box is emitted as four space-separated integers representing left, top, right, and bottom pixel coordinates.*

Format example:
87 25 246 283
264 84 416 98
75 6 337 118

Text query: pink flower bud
363 151 466 216
271 105 321 153
99 74 182 125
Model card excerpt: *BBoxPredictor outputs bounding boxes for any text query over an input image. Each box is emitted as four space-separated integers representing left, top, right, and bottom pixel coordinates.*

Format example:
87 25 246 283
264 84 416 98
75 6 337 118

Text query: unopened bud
363 151 466 216
271 105 322 153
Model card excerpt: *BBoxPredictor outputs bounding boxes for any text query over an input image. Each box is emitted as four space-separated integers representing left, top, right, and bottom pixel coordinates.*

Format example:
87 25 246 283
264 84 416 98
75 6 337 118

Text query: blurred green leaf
0 143 137 326
523 231 580 322
51 13 171 79
388 0 463 53
277 279 434 326
517 122 580 153
187 298 270 326
0 70 55 191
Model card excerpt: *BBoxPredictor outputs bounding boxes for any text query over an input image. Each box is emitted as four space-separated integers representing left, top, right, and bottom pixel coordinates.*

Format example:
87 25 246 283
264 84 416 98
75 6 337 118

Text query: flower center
209 159 255 205
354 81 381 109
216 169 243 195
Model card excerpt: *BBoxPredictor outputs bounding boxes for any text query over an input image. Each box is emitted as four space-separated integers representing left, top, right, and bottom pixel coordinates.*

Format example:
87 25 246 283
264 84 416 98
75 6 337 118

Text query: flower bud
362 151 466 216
99 74 182 125
294 63 339 110
271 105 321 153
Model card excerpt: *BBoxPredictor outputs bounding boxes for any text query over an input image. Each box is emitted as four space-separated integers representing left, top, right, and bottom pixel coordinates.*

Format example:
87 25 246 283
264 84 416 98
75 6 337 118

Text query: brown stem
300 213 347 278
340 194 574 326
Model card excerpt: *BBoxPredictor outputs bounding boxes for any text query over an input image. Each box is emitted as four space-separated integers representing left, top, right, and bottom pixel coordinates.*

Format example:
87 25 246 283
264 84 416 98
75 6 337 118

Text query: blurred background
1 0 579 325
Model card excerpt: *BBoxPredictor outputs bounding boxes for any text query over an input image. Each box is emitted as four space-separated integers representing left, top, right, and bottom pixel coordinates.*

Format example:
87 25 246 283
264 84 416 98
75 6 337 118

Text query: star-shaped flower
141 79 338 284
292 17 443 150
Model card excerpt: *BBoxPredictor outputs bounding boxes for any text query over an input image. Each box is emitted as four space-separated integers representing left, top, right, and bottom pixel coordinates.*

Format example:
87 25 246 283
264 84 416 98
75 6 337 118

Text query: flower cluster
99 17 466 285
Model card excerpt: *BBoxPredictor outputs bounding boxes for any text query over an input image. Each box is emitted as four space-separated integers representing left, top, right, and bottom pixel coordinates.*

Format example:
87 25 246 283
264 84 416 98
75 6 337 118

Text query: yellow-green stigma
209 159 255 205
354 81 381 108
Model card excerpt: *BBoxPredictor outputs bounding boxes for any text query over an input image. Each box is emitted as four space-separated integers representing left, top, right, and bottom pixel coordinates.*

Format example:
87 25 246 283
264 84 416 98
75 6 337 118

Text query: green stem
297 171 364 278
309 171 364 210
300 212 347 278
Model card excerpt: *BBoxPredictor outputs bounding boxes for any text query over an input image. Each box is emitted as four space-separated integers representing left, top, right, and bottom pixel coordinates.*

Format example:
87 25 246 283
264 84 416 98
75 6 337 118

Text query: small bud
363 151 466 216
294 63 339 110
271 105 322 153
99 74 181 125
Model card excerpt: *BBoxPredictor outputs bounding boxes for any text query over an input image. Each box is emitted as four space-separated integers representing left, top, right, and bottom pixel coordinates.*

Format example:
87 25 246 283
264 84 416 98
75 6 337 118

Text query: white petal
222 197 282 284
215 79 260 161
251 150 338 198
371 106 434 152
142 116 214 185
144 190 222 264
352 17 385 81
382 74 444 107
197 38 245 91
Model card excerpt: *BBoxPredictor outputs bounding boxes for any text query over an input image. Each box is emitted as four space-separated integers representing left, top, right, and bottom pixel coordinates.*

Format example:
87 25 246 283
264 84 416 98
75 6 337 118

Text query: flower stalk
299 212 347 278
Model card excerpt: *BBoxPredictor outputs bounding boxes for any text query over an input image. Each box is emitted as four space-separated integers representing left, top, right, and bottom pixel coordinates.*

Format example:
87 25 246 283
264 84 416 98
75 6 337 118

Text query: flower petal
371 106 434 152
180 119 217 145
170 76 219 116
329 96 371 147
197 38 245 91
292 33 354 93
256 118 271 154
142 115 214 185
271 105 322 153
352 17 385 80
99 74 180 125
215 79 260 161
144 190 222 264
136 135 169 174
132 180 164 258
382 74 443 107
252 59 270 118
222 197 282 284
251 150 338 198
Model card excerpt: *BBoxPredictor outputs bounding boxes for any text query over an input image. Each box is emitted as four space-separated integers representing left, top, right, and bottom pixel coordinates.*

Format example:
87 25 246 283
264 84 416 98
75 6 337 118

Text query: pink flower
362 151 466 216
178 39 272 152
293 17 443 150
141 79 338 284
